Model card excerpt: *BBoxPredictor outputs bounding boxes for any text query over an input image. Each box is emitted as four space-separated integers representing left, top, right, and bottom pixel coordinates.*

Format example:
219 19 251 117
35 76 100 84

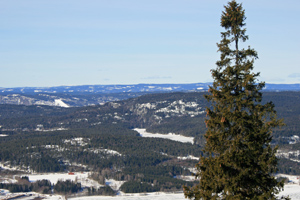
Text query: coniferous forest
0 91 300 196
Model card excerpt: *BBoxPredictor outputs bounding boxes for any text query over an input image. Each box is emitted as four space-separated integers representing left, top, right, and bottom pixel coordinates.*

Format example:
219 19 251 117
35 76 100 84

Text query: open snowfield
69 184 300 200
134 128 194 144
279 184 300 199
27 172 88 184
70 192 186 200
2 185 300 200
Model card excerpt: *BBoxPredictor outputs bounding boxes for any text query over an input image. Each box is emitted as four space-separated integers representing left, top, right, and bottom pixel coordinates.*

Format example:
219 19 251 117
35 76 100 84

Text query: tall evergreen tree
184 1 288 199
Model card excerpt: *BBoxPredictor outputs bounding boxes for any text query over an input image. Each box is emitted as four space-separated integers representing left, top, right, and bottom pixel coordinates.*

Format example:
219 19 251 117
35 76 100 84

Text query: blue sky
1 0 299 87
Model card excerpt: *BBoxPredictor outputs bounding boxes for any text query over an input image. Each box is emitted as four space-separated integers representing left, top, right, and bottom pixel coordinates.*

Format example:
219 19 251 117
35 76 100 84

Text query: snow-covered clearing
174 175 195 182
25 173 126 189
26 172 102 188
64 137 89 146
277 174 300 184
279 184 300 199
0 163 28 173
71 192 186 200
177 155 199 160
69 184 300 200
134 128 194 144
85 148 122 156
105 179 125 191
27 172 86 184
54 99 70 108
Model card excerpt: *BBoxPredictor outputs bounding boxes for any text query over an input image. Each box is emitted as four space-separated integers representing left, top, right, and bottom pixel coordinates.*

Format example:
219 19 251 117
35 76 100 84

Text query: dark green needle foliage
184 1 288 199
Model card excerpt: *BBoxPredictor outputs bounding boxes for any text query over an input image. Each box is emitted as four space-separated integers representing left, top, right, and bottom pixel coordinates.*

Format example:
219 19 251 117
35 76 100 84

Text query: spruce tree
184 1 288 199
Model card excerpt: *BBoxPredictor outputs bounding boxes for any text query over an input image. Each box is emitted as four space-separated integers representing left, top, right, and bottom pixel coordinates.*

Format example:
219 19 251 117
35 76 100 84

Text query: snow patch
174 175 195 182
278 184 300 199
154 100 204 117
177 155 199 160
85 148 122 156
289 135 300 144
105 179 125 191
277 150 300 162
0 163 29 173
135 128 194 144
42 128 68 132
64 137 89 146
26 172 102 188
71 192 187 200
54 99 70 107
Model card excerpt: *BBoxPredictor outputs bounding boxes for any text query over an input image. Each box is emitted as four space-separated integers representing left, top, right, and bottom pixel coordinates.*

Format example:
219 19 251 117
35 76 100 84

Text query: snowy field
27 172 86 184
134 128 194 144
279 184 300 199
2 186 300 200
71 192 187 200
69 184 300 200
26 172 103 188
1 173 300 199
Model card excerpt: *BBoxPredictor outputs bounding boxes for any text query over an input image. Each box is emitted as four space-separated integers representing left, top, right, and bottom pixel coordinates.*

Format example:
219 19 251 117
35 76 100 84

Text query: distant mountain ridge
1 83 300 107
0 83 210 94
1 83 300 94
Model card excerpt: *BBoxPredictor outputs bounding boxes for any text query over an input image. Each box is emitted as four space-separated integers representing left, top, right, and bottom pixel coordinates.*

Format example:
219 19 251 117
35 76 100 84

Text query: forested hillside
1 91 299 144
1 91 300 193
